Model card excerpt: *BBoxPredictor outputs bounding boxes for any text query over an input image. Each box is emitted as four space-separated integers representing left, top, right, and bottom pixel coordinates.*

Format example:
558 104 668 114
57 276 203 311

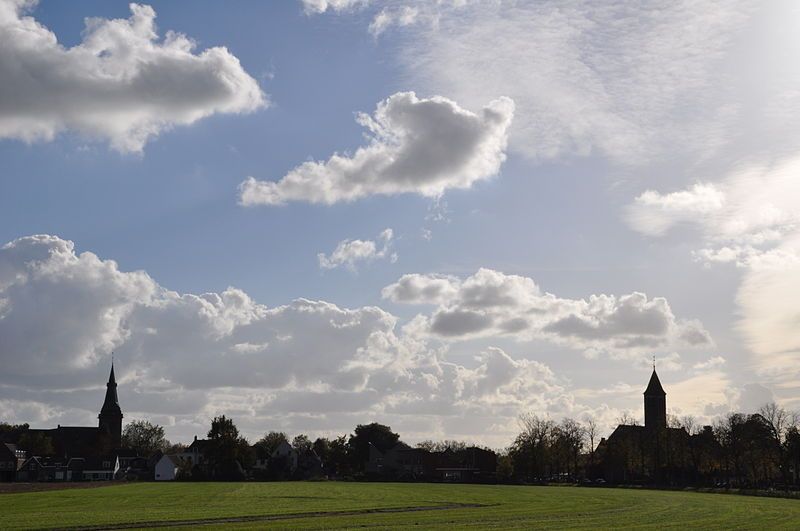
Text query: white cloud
626 183 726 237
737 236 800 380
381 273 460 305
625 156 800 383
239 92 514 205
692 356 726 371
383 268 712 356
301 0 367 15
318 228 397 271
0 234 597 447
377 1 749 162
0 1 265 152
369 5 419 37
627 157 800 245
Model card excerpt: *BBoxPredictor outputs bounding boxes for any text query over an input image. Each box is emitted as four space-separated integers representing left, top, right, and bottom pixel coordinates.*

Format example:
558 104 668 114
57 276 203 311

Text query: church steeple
643 363 667 430
99 360 123 448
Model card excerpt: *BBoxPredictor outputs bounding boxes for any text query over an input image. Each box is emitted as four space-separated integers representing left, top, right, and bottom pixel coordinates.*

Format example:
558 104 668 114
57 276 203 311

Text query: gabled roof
644 369 666 396
1 443 17 459
159 454 182 466
187 438 212 452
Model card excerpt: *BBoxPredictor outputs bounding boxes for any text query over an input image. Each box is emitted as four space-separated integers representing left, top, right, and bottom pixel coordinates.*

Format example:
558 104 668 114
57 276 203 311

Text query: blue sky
1 0 798 446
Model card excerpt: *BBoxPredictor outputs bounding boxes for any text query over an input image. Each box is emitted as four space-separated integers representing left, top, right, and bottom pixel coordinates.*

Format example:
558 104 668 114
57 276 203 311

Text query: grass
1 481 799 529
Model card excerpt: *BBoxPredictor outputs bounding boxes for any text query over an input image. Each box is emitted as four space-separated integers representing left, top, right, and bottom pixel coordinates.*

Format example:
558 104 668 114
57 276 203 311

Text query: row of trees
4 402 798 487
502 403 800 488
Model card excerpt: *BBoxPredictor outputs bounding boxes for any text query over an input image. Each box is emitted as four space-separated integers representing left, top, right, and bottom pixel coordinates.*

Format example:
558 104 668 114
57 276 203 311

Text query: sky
1 0 799 448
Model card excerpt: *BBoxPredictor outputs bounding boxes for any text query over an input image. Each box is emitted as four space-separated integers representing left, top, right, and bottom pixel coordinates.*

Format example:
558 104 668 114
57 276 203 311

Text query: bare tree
760 402 789 444
617 411 639 426
585 418 598 475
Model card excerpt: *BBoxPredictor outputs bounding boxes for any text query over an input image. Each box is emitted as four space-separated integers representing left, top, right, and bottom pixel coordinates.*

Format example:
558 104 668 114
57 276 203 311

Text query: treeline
3 402 799 488
502 403 800 488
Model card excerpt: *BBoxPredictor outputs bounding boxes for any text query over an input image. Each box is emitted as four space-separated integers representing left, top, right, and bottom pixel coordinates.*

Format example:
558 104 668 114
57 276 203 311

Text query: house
179 436 211 467
271 440 299 473
66 456 119 481
434 447 497 483
0 443 26 482
367 443 497 482
367 443 434 479
155 454 182 481
16 456 67 482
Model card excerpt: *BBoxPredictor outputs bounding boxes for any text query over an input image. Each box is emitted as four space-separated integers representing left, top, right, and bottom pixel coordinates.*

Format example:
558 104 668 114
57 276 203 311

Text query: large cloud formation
239 92 514 205
383 269 712 355
626 156 800 382
0 235 718 444
0 235 580 445
0 1 265 152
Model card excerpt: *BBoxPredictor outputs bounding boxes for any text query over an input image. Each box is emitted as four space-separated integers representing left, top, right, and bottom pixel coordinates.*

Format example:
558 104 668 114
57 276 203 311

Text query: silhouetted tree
416 440 468 452
254 431 289 460
509 414 555 481
122 420 169 457
327 435 351 477
17 431 53 456
206 415 252 479
0 422 29 443
348 423 399 470
585 418 598 476
292 434 313 453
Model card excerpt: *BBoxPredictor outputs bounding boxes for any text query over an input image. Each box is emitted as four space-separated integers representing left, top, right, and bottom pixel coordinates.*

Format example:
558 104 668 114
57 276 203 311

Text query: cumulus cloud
383 268 712 356
0 234 597 447
0 1 265 152
239 92 514 205
381 273 460 304
318 228 397 271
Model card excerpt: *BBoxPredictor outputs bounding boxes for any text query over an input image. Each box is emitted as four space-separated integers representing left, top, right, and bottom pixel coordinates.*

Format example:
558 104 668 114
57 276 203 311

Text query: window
103 460 111 468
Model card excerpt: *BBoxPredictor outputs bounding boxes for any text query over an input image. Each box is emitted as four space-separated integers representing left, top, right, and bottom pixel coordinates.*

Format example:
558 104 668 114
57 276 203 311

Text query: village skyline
1 0 800 449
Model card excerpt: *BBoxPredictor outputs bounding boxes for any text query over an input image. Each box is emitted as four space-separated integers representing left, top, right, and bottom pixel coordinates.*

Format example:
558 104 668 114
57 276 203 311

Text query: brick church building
28 363 124 459
594 367 692 483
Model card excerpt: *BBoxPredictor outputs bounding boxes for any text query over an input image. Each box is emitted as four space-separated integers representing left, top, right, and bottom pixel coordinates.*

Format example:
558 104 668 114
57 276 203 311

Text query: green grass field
1 482 799 530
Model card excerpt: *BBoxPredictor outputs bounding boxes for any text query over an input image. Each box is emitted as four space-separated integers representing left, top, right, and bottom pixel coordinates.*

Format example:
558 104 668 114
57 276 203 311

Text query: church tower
98 362 123 448
643 366 666 430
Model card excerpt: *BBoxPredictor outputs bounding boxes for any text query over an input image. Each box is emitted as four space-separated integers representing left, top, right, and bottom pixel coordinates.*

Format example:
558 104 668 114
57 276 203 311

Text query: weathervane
652 354 656 371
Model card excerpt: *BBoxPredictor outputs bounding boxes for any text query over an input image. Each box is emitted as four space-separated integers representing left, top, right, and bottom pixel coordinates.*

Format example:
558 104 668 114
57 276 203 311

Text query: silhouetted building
0 443 26 481
595 367 690 484
98 363 123 449
22 363 129 474
367 442 497 483
644 369 667 430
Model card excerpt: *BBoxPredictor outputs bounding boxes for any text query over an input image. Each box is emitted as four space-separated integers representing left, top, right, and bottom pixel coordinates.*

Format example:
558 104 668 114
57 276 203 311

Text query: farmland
1 482 799 529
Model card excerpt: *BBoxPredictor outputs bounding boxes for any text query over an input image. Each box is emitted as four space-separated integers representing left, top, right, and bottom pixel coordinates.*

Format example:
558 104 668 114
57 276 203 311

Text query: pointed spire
100 357 121 416
644 367 666 396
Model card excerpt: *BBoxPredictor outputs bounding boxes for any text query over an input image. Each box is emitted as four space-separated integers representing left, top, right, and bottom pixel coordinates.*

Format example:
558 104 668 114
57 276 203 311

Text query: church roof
644 369 666 396
100 363 122 416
